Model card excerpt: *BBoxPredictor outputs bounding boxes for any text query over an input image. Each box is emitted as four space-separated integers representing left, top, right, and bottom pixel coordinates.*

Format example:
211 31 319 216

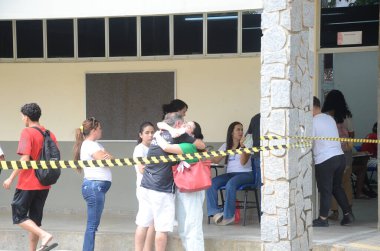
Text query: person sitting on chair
206 121 252 226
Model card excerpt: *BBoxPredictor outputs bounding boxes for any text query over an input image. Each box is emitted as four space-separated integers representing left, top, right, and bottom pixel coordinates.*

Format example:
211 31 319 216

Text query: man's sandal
37 243 58 251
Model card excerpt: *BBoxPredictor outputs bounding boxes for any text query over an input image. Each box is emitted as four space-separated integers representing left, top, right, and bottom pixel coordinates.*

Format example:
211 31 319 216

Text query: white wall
0 57 260 142
0 0 263 20
333 51 378 138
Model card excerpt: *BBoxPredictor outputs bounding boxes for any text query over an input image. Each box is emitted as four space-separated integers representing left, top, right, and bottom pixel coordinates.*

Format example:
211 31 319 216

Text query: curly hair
20 103 41 122
321 90 352 123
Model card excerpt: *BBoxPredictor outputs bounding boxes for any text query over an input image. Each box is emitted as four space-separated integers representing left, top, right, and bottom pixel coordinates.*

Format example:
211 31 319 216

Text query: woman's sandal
37 243 58 251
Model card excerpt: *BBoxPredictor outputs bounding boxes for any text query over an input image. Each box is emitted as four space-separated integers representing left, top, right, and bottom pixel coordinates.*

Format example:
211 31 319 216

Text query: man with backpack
3 103 58 251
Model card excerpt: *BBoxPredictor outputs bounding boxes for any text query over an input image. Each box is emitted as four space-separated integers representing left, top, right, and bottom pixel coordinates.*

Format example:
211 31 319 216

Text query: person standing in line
206 121 252 226
155 121 206 251
135 113 205 251
322 89 355 220
312 96 354 227
2 103 58 251
133 122 155 251
73 117 114 251
162 99 188 119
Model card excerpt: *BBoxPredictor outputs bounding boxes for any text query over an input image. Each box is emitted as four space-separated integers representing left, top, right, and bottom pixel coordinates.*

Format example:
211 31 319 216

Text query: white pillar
260 0 315 250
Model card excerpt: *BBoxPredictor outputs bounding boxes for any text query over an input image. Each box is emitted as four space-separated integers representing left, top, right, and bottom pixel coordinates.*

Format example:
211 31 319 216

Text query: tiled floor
0 197 378 250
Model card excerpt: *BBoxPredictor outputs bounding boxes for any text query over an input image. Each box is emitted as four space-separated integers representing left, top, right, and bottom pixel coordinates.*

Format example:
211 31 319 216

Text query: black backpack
32 127 61 186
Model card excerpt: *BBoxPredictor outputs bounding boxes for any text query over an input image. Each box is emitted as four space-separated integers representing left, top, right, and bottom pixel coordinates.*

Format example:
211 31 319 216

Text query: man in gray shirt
135 113 204 251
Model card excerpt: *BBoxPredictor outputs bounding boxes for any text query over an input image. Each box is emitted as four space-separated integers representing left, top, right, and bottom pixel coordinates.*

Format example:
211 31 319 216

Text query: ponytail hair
137 121 155 144
73 117 100 165
162 99 188 118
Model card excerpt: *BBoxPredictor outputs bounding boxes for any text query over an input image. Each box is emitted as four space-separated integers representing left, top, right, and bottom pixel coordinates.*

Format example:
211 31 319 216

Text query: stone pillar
260 0 314 250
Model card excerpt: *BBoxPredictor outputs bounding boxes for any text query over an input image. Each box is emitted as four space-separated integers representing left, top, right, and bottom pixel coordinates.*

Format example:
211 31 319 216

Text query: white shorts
135 187 175 232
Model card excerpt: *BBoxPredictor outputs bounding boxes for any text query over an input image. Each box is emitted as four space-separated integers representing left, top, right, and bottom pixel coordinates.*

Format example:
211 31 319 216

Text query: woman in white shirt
322 90 355 220
133 122 155 251
206 121 252 226
73 117 114 251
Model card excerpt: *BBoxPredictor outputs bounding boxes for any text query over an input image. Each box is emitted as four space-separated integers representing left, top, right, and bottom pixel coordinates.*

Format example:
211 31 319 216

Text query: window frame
0 10 262 63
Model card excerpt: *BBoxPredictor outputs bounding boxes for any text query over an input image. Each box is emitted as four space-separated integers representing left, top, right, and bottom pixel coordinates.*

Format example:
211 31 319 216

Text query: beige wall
0 57 260 142
0 56 261 213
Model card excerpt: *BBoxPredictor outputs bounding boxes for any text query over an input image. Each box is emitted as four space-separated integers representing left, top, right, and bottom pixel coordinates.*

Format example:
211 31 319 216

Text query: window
109 17 137 57
0 21 13 58
47 19 74 58
7 10 260 61
16 20 43 58
78 18 105 57
320 5 379 48
174 14 203 55
242 12 262 53
141 16 169 56
86 72 175 140
207 12 237 54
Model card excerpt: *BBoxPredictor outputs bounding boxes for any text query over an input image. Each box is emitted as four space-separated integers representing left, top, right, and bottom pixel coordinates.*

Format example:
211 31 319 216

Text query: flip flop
38 243 58 251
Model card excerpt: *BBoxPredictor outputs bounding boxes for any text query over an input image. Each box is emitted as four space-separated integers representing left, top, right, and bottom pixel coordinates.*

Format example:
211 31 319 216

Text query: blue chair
234 159 262 225
208 157 262 226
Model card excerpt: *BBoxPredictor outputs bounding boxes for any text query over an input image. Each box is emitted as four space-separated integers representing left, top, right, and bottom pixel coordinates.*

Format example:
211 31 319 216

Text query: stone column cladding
260 0 314 250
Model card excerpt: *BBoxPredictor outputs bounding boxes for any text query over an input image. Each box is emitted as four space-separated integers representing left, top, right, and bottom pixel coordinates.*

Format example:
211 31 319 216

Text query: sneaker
328 210 339 221
341 212 355 226
217 216 235 226
312 217 329 227
213 212 223 224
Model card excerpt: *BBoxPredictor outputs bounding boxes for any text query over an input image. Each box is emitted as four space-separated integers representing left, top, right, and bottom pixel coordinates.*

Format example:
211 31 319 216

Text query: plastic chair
207 157 262 226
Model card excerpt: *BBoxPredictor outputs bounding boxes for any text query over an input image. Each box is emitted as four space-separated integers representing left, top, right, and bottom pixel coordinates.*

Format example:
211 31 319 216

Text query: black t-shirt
141 130 195 193
247 113 261 158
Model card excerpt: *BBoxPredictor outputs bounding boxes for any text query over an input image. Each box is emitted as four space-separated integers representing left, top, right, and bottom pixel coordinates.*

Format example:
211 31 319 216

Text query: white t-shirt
0 146 4 156
81 140 112 181
313 113 344 164
219 143 252 173
133 143 149 188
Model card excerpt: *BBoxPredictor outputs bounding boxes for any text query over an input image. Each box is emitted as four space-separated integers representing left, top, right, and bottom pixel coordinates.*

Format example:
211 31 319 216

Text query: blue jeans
206 172 253 219
82 179 111 251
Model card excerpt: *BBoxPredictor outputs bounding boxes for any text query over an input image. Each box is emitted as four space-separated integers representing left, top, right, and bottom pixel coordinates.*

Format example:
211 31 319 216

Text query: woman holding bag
155 121 206 251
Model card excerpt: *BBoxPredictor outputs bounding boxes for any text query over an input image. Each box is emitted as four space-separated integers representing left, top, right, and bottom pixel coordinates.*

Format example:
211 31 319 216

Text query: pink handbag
172 160 212 192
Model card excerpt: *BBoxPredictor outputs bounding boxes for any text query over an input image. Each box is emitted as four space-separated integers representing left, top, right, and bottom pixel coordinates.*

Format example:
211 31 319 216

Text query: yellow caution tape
0 141 311 170
261 135 380 144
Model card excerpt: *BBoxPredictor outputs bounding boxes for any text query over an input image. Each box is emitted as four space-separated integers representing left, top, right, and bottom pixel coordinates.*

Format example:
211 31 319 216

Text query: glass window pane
207 12 237 54
320 5 379 48
47 19 74 58
174 14 203 55
0 21 13 58
78 18 105 57
141 16 169 56
16 20 43 58
109 17 137 57
242 12 262 53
